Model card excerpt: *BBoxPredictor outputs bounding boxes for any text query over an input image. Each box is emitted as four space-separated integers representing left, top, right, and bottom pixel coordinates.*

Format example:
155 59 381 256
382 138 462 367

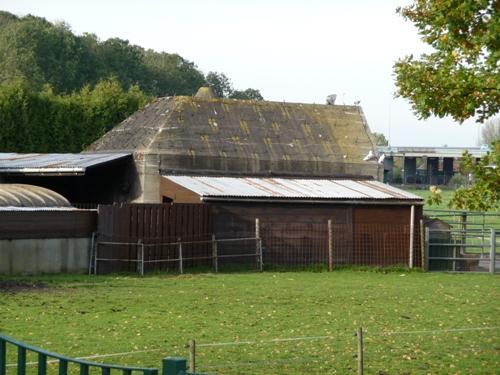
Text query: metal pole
490 229 496 274
328 219 333 271
409 205 415 268
424 227 430 272
137 240 142 276
357 327 364 375
94 242 99 275
178 238 183 274
141 242 145 277
188 339 196 373
258 238 263 272
88 232 96 275
212 234 218 273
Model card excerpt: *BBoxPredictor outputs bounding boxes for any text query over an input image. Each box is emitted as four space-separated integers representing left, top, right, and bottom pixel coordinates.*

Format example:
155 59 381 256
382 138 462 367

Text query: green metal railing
0 334 160 375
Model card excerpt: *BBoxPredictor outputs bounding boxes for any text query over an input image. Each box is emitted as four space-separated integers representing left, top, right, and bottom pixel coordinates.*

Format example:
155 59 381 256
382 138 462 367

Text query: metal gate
425 228 498 273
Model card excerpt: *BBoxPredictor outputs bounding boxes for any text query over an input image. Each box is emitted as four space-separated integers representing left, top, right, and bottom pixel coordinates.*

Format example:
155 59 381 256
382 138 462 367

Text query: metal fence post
258 238 263 272
93 242 99 275
424 227 430 272
328 219 333 271
0 338 6 375
212 234 218 273
162 357 186 375
137 240 144 277
178 238 183 274
88 232 96 275
141 241 145 277
490 229 496 274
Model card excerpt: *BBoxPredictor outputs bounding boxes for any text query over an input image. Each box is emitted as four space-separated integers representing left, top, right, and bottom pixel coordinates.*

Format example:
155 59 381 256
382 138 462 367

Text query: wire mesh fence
185 326 500 374
92 221 425 274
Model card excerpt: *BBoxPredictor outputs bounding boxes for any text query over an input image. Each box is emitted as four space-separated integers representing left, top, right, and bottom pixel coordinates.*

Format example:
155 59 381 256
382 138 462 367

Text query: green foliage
0 79 149 152
426 185 443 206
0 11 205 96
372 131 389 146
205 71 233 98
450 141 500 211
394 0 499 123
230 88 264 100
206 71 264 100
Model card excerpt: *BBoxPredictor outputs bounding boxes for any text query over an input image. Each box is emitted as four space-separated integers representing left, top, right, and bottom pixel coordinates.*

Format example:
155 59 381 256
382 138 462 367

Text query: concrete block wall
0 238 90 275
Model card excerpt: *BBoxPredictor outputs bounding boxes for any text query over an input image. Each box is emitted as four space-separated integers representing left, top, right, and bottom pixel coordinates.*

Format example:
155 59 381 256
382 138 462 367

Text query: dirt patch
0 280 48 293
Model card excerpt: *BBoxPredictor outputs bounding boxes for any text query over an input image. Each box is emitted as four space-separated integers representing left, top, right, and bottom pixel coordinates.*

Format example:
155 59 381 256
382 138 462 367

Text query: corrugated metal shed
163 176 423 203
0 152 131 175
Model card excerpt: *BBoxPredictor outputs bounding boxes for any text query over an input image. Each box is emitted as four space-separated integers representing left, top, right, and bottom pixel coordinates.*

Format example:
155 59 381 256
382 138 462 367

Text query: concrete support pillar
383 156 394 183
403 157 416 184
443 157 454 185
427 157 439 185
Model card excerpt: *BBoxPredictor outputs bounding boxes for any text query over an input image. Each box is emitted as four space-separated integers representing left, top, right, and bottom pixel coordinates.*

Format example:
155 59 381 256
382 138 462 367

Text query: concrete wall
0 237 90 275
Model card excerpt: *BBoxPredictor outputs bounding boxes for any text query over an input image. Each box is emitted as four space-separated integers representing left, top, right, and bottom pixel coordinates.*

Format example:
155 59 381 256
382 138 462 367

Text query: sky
0 0 485 147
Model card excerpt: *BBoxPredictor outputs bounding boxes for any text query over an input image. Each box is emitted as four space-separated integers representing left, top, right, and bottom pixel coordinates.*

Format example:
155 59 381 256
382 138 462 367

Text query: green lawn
1 272 499 374
402 187 500 230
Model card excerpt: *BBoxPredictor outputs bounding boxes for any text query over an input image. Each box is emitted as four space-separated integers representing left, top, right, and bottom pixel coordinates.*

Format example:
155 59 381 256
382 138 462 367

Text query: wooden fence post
490 229 496 274
212 234 218 273
178 238 183 274
357 327 364 375
188 339 196 373
328 219 333 271
420 219 425 270
409 205 415 268
255 218 262 271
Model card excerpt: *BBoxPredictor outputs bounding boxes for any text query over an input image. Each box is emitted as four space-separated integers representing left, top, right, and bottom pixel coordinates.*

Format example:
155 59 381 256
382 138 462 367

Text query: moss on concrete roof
89 96 379 178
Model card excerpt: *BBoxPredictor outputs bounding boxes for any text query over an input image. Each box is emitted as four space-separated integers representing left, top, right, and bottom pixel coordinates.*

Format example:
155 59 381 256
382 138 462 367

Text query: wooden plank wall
0 210 97 239
96 203 212 273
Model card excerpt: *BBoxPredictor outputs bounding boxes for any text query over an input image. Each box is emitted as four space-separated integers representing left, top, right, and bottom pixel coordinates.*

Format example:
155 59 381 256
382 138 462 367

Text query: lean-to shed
161 176 424 267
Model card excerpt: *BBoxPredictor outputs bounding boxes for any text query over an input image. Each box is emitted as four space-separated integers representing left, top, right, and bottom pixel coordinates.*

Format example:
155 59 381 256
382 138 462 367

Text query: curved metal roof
0 184 70 207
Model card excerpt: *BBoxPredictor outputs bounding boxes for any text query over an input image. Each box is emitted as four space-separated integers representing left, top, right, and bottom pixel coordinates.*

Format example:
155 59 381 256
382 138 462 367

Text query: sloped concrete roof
89 96 379 178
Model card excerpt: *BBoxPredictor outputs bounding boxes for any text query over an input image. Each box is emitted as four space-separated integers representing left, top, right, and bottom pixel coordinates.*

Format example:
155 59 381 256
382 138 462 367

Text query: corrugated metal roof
163 176 423 202
0 152 131 175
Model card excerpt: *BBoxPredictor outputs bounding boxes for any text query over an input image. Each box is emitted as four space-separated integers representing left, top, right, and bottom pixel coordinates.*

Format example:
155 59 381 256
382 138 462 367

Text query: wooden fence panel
96 203 213 273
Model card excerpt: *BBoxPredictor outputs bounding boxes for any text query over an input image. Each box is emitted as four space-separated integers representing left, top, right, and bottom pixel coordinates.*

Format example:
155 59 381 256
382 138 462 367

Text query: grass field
1 271 499 374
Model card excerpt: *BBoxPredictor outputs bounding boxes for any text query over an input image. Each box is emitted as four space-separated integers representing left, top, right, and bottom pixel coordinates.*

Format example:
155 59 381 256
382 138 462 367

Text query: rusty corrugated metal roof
0 152 131 175
163 176 423 202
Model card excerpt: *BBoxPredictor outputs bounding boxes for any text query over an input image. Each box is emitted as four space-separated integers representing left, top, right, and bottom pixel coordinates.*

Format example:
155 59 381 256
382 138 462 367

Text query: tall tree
205 71 234 98
394 0 499 123
480 117 500 145
396 0 499 210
